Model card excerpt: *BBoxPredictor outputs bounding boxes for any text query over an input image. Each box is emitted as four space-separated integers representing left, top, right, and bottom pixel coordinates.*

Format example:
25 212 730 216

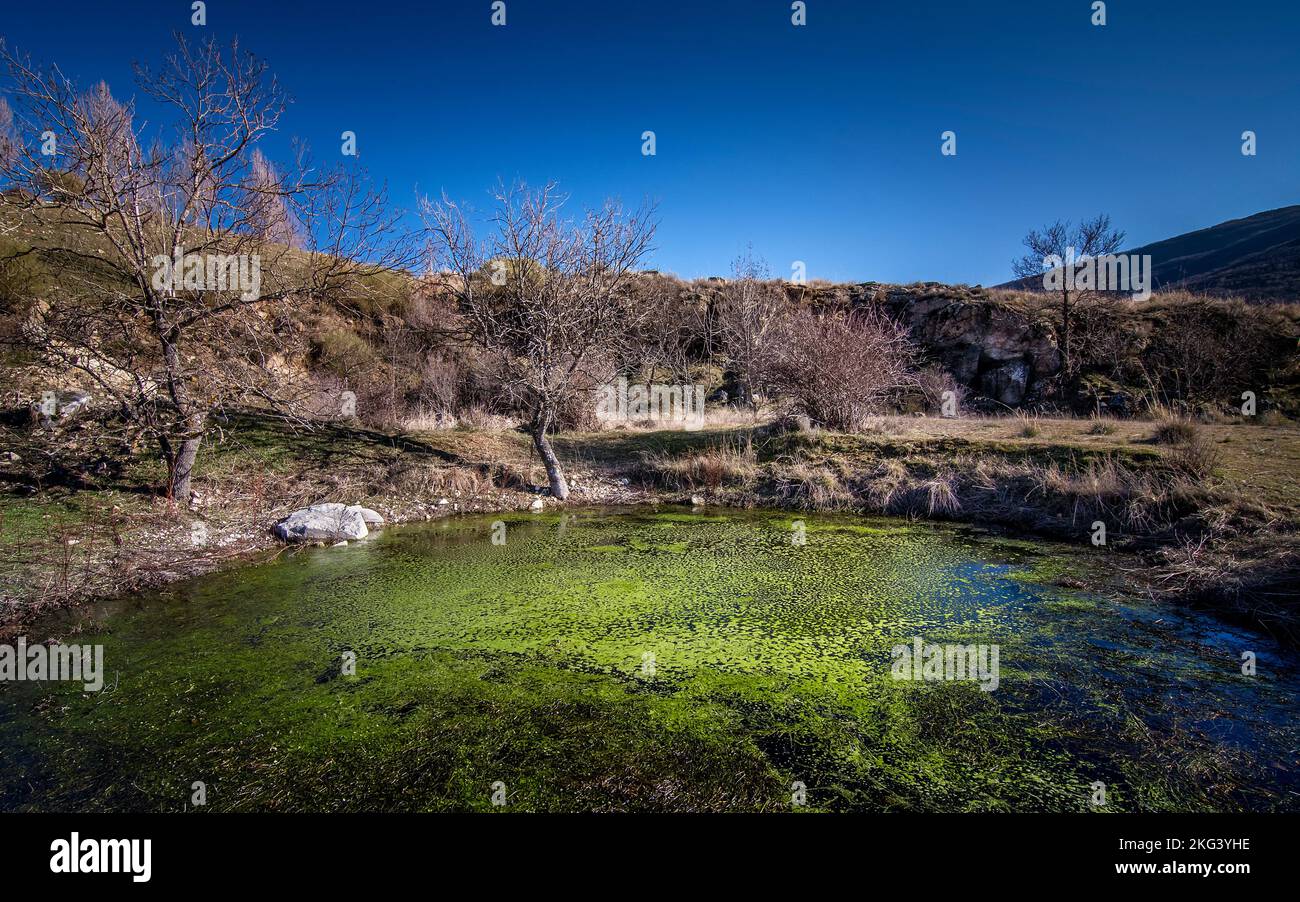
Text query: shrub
0 237 49 311
771 306 916 431
912 365 965 417
1139 300 1285 407
416 352 464 414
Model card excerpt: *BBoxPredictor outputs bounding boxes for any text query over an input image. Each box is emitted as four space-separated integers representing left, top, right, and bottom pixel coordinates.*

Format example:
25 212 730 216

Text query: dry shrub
771 306 916 431
416 352 464 414
1138 300 1287 406
552 361 616 431
912 364 966 417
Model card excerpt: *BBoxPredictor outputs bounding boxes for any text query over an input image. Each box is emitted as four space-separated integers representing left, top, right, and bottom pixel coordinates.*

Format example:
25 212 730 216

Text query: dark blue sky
2 0 1297 283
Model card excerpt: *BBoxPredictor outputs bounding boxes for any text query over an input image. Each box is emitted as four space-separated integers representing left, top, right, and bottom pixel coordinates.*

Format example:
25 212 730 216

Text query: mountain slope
999 205 1300 302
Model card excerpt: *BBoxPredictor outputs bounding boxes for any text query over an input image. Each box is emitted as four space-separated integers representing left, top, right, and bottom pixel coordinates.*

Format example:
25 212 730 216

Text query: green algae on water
0 507 1295 813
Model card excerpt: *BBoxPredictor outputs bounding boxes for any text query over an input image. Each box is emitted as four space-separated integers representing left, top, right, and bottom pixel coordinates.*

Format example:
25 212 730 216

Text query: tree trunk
168 432 203 503
531 421 569 500
165 409 206 503
1060 285 1073 387
735 378 753 411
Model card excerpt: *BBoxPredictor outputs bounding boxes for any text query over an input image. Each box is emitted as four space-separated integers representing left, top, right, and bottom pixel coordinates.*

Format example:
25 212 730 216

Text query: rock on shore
273 503 385 543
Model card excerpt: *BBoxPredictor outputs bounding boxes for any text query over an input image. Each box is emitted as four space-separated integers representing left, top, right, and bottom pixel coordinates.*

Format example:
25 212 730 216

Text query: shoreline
2 413 1297 645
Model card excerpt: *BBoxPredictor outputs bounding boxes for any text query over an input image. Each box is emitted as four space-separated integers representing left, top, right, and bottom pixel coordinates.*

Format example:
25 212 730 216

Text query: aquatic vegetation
0 508 1295 812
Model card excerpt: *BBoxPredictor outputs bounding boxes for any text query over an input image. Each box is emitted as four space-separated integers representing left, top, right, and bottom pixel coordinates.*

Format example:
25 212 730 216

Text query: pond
1 507 1296 812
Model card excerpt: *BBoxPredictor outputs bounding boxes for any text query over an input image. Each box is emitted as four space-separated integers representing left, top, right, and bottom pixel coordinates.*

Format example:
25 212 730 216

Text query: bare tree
0 34 415 503
715 247 785 412
0 95 15 170
421 180 656 500
1012 214 1125 385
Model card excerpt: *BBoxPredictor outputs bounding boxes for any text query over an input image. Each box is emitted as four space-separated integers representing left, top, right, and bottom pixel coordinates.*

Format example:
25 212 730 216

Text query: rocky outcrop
843 284 1062 407
273 503 385 543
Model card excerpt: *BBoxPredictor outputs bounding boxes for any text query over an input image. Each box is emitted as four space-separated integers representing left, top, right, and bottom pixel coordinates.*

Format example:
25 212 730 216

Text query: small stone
530 497 545 511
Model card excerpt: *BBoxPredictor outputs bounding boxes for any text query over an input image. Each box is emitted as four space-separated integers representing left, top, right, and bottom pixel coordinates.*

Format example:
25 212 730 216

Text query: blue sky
2 0 1297 284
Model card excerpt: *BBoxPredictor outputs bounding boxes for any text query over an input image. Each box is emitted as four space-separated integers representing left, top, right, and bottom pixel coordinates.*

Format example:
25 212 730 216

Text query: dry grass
1086 416 1119 436
638 420 1236 543
921 473 962 516
397 406 459 432
387 460 487 496
774 461 853 509
862 459 909 510
1152 417 1199 445
1015 410 1043 438
1167 431 1222 480
456 405 521 432
589 402 776 433
858 415 908 436
642 438 759 491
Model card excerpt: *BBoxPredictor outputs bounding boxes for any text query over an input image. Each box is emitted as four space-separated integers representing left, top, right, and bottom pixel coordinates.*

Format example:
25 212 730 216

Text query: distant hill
999 205 1300 302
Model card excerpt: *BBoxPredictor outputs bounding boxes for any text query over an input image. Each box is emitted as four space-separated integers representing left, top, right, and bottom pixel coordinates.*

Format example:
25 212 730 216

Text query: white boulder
273 503 385 543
